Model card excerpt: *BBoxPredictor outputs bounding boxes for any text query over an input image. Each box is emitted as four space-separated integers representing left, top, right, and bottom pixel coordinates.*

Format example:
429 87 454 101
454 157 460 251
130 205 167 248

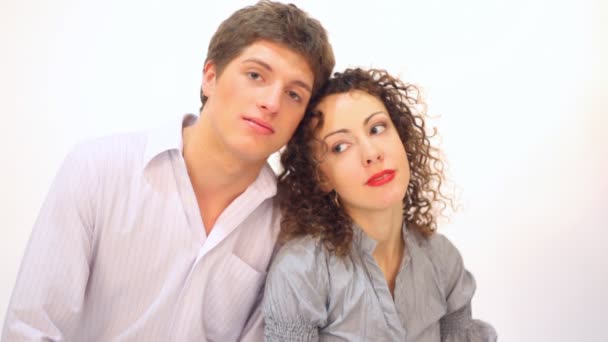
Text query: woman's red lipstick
365 170 396 187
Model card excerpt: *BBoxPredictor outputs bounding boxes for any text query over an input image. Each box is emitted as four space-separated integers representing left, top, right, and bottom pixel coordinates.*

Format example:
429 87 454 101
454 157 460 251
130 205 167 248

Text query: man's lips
243 117 274 134
366 170 396 187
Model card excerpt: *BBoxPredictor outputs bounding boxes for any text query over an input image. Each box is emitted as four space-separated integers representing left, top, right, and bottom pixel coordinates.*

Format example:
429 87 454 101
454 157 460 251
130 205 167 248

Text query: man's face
201 40 314 164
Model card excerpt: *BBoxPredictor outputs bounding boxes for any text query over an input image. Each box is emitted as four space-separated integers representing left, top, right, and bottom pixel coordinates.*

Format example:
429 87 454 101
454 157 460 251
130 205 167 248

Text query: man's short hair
200 0 335 107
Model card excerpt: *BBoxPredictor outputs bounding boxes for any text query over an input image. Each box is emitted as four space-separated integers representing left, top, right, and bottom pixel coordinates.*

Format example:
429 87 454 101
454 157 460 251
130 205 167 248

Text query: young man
2 1 334 341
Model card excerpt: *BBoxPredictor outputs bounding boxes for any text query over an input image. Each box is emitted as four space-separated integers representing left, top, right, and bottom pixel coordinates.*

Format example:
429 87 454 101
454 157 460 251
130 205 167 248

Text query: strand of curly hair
277 68 451 257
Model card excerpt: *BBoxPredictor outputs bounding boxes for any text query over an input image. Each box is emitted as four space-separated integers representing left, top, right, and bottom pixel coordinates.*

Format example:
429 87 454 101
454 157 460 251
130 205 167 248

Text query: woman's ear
317 171 333 193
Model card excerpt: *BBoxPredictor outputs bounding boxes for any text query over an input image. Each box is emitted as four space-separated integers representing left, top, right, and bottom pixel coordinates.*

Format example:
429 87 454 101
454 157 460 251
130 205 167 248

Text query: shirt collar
142 113 277 197
143 114 197 170
352 221 410 255
248 163 278 199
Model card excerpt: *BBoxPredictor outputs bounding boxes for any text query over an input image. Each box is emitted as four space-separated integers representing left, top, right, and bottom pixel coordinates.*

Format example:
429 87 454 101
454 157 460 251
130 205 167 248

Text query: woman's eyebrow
364 111 385 125
322 111 386 140
323 129 349 140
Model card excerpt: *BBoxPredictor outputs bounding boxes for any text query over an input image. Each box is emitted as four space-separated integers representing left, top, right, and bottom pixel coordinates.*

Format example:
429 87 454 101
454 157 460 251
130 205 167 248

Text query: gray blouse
263 224 496 341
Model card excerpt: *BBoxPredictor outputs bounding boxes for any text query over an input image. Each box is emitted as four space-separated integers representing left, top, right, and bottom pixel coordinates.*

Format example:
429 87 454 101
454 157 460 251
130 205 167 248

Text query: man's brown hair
200 0 335 108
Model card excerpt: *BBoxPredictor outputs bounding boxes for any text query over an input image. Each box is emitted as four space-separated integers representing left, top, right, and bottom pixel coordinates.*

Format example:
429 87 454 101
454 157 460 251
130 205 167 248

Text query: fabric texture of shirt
263 224 497 341
3 114 280 341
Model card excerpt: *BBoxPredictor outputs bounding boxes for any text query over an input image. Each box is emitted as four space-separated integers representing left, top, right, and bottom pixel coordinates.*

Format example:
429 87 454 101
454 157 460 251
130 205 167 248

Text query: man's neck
182 118 265 234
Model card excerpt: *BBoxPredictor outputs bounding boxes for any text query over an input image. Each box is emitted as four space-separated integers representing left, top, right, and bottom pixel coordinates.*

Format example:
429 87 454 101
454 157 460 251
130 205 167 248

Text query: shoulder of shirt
271 235 329 273
408 231 466 295
68 130 149 171
409 230 462 265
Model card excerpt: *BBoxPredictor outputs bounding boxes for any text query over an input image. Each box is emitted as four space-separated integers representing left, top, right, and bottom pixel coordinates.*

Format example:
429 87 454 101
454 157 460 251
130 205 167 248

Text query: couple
3 1 496 341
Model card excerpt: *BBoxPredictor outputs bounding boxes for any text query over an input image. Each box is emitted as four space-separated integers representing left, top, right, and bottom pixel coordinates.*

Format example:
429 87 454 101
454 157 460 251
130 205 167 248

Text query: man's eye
288 90 302 102
370 124 386 135
247 72 261 80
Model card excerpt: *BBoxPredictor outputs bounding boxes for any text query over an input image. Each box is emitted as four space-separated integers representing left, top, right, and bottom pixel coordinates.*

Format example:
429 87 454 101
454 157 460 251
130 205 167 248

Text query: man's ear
201 61 217 98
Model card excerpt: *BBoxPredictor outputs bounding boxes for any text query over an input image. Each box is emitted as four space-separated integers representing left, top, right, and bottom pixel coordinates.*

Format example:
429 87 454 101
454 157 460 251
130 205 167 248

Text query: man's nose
258 84 282 115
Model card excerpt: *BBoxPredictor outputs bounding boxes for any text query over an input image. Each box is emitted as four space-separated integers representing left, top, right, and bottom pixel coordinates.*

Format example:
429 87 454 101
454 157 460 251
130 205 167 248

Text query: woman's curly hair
277 68 450 256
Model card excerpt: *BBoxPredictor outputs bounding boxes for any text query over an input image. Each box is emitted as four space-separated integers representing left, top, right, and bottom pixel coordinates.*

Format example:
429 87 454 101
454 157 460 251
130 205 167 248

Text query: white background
1 0 607 340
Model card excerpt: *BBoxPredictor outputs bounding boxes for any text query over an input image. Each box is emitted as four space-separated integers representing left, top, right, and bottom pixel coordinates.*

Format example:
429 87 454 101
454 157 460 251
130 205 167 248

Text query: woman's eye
332 143 348 153
370 124 386 135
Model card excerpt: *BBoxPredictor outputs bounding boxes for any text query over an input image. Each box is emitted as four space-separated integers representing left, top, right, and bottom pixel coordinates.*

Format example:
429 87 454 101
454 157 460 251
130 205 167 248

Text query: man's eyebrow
242 58 312 93
293 80 312 94
243 58 273 72
322 111 387 140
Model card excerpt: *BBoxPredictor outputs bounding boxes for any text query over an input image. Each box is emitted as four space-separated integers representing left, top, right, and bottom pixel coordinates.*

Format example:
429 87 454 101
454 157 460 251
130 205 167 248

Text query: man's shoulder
65 130 149 178
78 128 147 150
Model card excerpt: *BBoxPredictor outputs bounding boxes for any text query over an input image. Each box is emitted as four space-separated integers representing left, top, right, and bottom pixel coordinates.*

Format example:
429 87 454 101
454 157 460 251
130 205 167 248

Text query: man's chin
228 142 277 165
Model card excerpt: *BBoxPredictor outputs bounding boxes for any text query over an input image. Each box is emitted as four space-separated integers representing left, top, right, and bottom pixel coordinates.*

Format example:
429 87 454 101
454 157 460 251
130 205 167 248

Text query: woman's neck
347 203 405 296
347 203 403 249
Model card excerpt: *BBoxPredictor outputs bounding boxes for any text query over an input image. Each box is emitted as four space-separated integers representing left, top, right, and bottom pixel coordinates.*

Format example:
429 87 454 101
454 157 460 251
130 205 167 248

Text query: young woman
263 68 496 341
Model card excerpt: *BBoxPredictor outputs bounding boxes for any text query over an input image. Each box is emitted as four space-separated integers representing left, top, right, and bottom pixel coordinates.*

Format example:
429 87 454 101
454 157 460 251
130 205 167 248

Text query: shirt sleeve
434 234 497 342
2 143 97 341
262 238 329 342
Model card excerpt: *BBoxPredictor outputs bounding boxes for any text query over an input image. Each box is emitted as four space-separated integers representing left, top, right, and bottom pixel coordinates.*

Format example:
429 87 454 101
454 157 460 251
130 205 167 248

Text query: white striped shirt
2 114 280 341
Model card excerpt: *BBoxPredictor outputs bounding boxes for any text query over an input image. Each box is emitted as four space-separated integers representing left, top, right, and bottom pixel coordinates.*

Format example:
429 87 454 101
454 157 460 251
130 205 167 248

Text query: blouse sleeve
262 238 329 342
433 234 497 342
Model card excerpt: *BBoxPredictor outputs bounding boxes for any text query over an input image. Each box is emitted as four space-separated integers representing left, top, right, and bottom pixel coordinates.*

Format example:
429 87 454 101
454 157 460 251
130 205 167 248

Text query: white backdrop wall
1 0 606 341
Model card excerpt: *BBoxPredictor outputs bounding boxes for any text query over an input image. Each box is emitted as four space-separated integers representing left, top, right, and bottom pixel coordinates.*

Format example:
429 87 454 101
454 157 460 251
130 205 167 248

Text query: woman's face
313 90 410 214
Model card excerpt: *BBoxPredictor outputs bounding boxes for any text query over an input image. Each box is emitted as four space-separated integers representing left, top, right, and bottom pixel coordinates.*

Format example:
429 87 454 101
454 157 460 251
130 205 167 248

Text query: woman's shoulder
264 235 333 332
408 229 467 286
271 235 329 274
410 229 461 259
264 235 332 319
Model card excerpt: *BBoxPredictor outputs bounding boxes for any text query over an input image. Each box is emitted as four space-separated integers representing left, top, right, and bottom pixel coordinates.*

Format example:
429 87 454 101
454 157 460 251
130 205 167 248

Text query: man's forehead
236 41 314 85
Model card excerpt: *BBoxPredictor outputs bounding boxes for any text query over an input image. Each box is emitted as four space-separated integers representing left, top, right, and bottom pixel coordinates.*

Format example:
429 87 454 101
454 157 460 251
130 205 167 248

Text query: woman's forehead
313 91 386 131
